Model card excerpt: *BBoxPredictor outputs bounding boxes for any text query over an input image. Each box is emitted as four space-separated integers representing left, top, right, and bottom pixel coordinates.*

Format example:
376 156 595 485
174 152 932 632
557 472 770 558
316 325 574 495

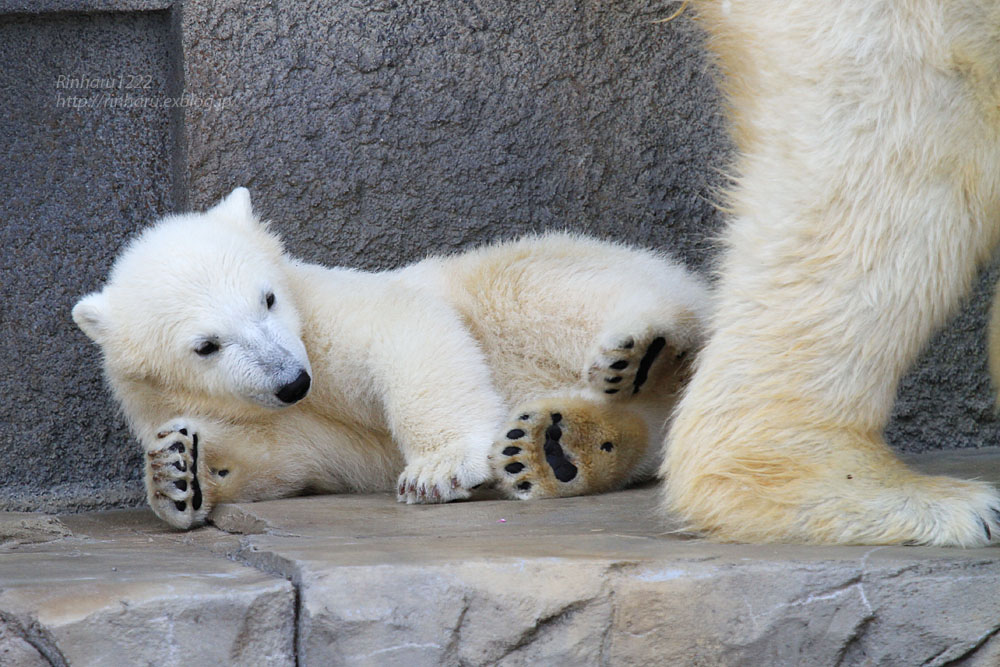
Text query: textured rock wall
0 7 177 511
175 0 726 269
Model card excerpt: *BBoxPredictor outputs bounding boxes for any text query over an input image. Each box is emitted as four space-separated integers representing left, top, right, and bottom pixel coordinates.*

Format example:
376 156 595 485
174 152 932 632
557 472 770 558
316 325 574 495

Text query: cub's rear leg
586 300 705 401
489 397 647 499
491 308 702 499
588 331 678 398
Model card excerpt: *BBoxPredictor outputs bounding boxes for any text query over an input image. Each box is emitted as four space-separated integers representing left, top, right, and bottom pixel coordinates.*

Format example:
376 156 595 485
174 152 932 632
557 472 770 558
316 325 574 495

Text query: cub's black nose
276 370 311 404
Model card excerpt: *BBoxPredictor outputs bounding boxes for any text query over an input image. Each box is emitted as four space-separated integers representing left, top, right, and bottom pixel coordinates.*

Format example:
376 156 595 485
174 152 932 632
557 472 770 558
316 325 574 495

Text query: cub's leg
585 291 705 401
374 290 506 504
489 397 648 499
143 419 256 529
490 294 703 499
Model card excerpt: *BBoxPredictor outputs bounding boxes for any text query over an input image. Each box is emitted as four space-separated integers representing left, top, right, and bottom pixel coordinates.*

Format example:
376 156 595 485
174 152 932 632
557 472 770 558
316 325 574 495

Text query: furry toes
875 477 1000 547
489 397 647 499
587 332 675 399
396 455 488 505
145 422 210 529
816 477 1000 547
665 435 1000 547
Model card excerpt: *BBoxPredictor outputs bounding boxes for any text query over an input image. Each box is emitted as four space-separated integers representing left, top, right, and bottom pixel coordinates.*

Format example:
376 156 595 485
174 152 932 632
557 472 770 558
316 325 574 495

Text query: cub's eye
265 292 275 310
195 340 220 356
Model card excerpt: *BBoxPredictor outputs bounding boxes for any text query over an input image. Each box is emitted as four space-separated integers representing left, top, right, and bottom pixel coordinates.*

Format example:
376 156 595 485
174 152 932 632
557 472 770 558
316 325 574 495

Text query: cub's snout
276 369 311 404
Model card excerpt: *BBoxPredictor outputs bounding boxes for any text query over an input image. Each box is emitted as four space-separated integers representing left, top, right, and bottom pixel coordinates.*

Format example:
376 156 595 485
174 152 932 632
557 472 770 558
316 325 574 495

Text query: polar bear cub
73 188 710 528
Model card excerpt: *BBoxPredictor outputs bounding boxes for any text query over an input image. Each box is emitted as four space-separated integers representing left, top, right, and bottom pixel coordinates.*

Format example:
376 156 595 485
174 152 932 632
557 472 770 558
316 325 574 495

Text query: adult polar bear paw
145 422 210 529
664 420 1000 547
802 474 1000 547
396 454 489 504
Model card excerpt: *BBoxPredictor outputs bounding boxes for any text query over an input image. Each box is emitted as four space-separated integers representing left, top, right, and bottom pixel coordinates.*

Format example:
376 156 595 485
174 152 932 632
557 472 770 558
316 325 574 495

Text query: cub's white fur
663 0 1000 546
74 188 709 528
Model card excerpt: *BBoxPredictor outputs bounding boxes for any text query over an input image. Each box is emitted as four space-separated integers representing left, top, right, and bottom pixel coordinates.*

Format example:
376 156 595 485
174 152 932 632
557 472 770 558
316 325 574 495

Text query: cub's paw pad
146 423 205 529
396 457 486 505
490 403 643 499
588 333 670 398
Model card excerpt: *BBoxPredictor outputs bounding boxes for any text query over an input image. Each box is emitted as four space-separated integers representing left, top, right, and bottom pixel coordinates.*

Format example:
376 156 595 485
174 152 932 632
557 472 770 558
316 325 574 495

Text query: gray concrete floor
3 448 1000 666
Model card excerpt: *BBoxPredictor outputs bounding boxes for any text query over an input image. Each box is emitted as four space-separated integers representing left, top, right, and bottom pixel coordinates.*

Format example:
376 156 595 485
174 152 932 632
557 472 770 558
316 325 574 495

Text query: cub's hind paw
145 422 209 529
587 331 675 398
489 398 647 499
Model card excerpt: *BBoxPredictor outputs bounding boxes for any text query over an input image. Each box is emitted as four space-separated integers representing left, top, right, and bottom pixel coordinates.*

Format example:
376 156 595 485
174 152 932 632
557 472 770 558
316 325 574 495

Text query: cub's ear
72 291 111 344
210 187 255 223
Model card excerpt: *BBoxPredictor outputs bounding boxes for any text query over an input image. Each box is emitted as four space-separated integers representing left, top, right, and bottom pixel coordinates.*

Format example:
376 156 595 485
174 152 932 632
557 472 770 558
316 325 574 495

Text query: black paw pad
502 446 521 456
178 428 188 436
981 517 992 540
519 414 530 420
218 469 229 477
605 376 623 384
601 442 614 452
174 500 187 512
604 389 619 395
505 462 525 474
168 442 185 454
517 481 532 491
550 413 562 423
190 433 203 511
506 429 525 439
174 480 187 491
172 460 187 472
633 336 667 394
543 418 578 483
610 360 629 370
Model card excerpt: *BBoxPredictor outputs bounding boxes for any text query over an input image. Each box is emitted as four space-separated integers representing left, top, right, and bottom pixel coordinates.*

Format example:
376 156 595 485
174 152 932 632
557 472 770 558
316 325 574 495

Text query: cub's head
73 188 312 412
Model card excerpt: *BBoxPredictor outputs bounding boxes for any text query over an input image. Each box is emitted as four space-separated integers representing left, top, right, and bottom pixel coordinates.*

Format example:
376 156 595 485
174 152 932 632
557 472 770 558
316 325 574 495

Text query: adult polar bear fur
663 0 1000 546
74 188 709 529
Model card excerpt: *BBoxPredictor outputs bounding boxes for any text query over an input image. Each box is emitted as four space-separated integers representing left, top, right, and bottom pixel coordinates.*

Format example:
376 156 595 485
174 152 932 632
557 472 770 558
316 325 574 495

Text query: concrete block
0 511 295 666
218 449 1000 666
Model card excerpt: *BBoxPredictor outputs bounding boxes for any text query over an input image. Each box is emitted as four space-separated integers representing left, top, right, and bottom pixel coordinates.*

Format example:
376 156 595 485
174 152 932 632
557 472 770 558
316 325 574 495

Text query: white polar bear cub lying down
73 188 709 529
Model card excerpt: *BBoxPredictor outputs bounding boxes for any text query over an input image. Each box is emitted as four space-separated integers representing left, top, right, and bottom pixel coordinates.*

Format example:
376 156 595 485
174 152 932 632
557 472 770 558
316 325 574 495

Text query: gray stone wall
1 0 997 512
1 6 178 511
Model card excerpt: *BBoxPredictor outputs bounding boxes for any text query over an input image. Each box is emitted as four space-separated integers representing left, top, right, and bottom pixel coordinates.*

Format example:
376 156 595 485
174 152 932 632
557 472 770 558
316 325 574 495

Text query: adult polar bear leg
663 0 1000 546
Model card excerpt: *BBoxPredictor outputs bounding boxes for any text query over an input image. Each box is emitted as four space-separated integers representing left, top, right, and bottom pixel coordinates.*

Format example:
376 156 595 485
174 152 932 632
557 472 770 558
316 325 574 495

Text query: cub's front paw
396 454 489 505
145 422 210 529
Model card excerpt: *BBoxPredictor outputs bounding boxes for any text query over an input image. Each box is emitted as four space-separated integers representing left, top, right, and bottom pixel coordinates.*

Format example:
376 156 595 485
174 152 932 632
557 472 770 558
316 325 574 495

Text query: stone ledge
0 511 295 666
3 448 1000 665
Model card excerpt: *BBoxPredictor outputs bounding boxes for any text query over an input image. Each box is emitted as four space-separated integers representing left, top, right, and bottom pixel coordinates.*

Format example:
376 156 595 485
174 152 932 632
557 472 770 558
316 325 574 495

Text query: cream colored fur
74 189 709 528
663 0 1000 545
